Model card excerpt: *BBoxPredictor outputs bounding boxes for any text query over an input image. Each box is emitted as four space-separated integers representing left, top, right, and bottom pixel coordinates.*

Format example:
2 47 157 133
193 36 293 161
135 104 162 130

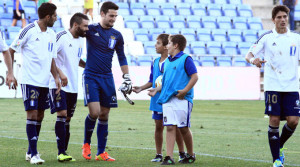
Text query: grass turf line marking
0 135 300 166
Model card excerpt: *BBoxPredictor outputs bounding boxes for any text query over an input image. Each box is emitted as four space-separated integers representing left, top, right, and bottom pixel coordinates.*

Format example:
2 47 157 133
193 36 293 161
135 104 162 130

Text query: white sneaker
30 154 45 164
26 152 31 161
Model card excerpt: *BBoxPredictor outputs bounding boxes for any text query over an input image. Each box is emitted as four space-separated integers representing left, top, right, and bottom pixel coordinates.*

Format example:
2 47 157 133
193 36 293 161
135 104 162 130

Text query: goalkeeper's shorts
83 74 118 108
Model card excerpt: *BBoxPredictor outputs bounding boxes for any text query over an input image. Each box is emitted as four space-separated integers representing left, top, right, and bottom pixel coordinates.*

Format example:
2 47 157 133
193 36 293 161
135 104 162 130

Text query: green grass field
0 99 300 167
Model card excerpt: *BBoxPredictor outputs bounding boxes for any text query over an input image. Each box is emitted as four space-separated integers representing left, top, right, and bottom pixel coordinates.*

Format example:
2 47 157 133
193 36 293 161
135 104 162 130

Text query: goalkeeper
133 34 186 163
81 1 132 161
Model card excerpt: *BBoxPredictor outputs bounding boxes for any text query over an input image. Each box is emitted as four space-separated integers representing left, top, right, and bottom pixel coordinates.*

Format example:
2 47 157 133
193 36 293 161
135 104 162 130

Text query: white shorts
162 97 193 128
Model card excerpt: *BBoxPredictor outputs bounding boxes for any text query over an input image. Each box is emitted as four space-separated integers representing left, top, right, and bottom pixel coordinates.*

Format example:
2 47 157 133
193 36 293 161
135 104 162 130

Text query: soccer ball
155 75 163 87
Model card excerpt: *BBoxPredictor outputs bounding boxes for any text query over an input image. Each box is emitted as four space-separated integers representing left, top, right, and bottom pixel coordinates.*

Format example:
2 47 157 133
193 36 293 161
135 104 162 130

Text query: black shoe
178 152 186 163
161 156 175 165
151 154 163 162
180 153 196 164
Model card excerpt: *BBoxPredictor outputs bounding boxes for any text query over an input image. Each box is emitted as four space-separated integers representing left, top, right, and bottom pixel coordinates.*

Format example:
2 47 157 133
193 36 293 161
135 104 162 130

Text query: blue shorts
152 111 163 120
21 84 50 111
83 74 118 108
49 89 78 117
264 91 300 118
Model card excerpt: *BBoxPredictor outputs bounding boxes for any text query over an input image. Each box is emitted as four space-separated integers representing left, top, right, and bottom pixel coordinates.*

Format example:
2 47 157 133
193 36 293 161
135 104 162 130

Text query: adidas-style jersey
84 23 127 77
49 30 84 93
249 28 300 92
10 21 57 87
0 29 8 52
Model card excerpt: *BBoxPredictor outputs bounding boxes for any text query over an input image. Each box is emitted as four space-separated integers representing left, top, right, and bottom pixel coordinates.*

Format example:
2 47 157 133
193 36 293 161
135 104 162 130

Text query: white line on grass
1 135 300 166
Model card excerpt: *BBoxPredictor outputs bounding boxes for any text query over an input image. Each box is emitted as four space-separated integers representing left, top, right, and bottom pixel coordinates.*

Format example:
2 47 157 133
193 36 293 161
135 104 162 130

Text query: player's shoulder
290 30 300 37
56 30 68 42
255 30 273 44
19 23 36 39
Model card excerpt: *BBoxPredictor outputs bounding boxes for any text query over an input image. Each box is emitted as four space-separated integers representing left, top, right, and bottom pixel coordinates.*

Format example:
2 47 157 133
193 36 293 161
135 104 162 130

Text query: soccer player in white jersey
9 3 61 165
0 29 17 89
246 5 300 167
49 13 89 162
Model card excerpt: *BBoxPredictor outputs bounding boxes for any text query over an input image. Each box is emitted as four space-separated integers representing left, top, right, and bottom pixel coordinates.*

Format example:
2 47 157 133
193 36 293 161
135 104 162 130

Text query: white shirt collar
272 27 291 37
34 20 51 33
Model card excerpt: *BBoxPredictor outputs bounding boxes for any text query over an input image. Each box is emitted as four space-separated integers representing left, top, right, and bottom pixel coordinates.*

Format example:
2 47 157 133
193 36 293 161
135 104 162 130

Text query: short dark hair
157 34 169 46
70 13 89 28
169 34 187 51
38 3 57 19
100 1 119 14
272 5 290 19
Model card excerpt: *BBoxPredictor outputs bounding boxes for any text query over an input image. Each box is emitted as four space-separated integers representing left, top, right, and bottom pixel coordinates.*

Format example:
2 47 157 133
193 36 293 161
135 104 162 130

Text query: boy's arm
148 85 162 97
176 73 198 100
133 82 152 93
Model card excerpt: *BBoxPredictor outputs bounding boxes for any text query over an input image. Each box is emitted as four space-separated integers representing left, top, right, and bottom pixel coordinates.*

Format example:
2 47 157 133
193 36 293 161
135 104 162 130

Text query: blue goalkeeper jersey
84 23 128 77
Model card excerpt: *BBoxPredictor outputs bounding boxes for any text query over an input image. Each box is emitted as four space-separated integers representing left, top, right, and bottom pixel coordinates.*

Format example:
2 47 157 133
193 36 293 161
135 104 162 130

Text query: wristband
249 57 255 64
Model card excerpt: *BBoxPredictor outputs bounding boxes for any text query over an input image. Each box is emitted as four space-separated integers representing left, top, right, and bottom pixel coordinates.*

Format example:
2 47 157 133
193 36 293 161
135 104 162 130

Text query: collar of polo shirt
272 27 291 37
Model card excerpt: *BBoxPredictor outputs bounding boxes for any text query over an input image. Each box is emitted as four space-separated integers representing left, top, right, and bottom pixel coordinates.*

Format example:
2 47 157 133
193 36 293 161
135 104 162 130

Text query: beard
76 27 86 37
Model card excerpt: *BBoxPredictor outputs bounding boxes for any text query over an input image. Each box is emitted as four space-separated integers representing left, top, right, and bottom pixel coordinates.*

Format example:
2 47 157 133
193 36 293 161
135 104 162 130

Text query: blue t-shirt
84 23 127 77
162 51 197 76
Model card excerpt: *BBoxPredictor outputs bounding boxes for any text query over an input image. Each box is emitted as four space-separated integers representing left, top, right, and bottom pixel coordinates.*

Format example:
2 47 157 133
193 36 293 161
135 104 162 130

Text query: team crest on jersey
290 44 296 56
14 41 21 47
48 41 53 52
108 36 116 49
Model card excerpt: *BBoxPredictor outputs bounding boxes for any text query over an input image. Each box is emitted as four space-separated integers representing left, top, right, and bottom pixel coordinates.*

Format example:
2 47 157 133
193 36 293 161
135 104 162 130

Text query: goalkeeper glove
119 74 132 94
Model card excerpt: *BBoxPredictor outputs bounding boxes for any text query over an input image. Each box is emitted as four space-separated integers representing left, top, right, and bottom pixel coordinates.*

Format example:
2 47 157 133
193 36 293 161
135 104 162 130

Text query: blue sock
55 116 66 155
84 115 96 145
27 121 41 154
65 120 70 151
26 119 38 157
97 119 108 155
268 125 280 162
280 123 295 148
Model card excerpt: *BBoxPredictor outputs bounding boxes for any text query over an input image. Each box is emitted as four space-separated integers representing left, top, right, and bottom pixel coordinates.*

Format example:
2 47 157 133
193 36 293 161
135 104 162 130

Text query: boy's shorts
162 97 193 128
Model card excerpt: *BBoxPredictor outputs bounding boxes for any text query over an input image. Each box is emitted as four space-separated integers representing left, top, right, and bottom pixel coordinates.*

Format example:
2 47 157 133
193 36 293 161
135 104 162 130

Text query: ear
100 11 105 17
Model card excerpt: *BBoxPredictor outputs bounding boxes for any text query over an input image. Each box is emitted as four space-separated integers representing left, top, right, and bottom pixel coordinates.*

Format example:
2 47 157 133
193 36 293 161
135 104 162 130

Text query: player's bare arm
176 73 198 100
51 58 61 94
56 67 68 87
79 59 86 68
245 52 266 68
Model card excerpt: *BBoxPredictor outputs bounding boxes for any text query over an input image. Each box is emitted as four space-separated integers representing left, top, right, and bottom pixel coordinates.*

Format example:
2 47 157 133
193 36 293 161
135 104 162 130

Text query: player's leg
279 92 300 164
151 115 164 162
83 8 88 14
20 10 26 28
65 93 78 152
95 77 117 161
175 128 185 162
22 84 45 164
88 8 93 20
265 91 282 165
82 75 100 160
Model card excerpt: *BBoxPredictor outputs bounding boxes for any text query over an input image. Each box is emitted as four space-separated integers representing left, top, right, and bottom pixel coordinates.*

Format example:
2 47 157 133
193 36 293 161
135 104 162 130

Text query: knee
89 112 98 119
166 126 176 132
269 117 280 127
288 120 298 129
155 125 164 133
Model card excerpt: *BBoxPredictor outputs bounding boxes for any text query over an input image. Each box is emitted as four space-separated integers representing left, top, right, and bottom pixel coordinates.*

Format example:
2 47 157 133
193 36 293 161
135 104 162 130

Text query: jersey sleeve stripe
19 23 35 40
56 30 67 42
254 30 272 44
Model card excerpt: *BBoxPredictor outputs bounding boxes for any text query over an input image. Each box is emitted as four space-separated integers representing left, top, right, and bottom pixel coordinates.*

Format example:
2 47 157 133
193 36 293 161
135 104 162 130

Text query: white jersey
10 21 57 87
0 30 8 52
249 28 300 92
49 30 84 93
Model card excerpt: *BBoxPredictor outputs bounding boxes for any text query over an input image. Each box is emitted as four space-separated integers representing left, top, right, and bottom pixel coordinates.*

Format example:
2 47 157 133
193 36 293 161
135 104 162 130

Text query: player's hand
176 89 187 100
120 74 132 94
133 86 142 93
6 73 17 90
148 88 158 97
59 72 68 87
16 10 21 17
252 58 266 68
55 77 61 94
